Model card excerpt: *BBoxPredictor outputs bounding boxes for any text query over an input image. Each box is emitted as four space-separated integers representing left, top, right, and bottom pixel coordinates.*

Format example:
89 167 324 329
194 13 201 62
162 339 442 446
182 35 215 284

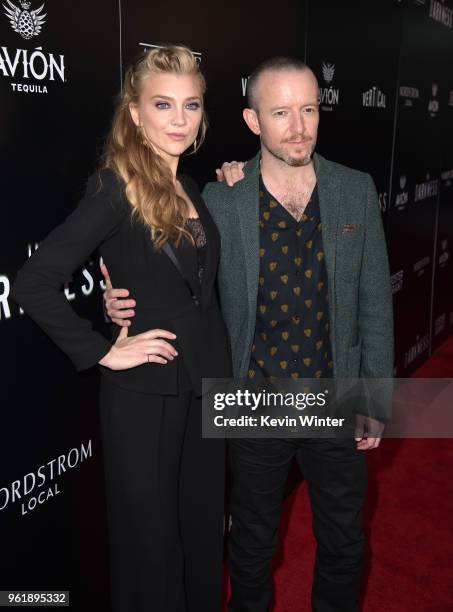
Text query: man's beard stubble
263 137 316 168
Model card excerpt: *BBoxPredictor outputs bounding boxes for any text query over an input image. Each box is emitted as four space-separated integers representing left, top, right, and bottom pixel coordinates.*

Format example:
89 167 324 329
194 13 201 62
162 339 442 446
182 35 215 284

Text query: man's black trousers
228 437 368 612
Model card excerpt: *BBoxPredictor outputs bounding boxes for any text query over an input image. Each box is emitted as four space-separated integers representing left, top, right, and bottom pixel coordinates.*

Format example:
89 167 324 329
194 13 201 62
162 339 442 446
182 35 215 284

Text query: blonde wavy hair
102 45 208 249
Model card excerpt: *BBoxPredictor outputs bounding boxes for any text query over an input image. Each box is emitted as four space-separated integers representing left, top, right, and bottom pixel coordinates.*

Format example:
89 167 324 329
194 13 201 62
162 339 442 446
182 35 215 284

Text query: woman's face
129 71 203 166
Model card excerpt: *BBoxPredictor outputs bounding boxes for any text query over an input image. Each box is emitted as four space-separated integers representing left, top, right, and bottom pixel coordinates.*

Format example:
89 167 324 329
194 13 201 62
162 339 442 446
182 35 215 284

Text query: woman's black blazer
11 169 232 395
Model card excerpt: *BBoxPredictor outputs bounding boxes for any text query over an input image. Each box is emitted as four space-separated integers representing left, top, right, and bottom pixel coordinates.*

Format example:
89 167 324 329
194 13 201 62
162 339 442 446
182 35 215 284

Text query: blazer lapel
155 175 198 301
313 152 341 369
189 186 219 302
234 153 261 323
313 153 341 285
168 237 200 299
177 174 219 306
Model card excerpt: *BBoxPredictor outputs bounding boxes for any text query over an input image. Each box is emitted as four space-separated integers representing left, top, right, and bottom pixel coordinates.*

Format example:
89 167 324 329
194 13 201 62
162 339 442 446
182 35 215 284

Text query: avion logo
2 0 46 40
1 1 66 94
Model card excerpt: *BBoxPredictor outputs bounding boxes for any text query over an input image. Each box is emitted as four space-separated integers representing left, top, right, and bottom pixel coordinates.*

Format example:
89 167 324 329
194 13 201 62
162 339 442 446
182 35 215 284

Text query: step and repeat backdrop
1 0 452 609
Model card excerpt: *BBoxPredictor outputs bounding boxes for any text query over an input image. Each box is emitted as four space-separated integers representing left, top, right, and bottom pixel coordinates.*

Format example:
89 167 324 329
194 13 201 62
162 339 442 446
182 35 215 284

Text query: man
104 57 393 611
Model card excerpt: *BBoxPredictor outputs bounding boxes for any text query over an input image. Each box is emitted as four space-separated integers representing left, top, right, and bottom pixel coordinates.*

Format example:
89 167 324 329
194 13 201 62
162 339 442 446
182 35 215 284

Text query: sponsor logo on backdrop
241 76 249 97
429 0 453 28
379 192 388 212
1 1 66 94
399 85 419 107
0 440 92 516
441 168 453 186
391 270 404 294
139 42 202 64
362 85 386 108
428 83 440 117
413 255 431 277
2 0 45 39
319 62 340 111
0 275 11 320
439 239 450 267
414 174 439 202
394 174 409 211
0 244 106 322
404 333 430 367
434 313 446 335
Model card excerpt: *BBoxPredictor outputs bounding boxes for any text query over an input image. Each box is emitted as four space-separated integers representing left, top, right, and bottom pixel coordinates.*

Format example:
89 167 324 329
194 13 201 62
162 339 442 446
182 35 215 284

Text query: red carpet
222 336 453 611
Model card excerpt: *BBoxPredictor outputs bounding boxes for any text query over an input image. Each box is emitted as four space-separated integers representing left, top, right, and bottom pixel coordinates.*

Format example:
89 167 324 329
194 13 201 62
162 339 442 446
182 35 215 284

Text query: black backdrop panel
430 2 453 351
1 1 120 609
306 0 403 194
388 0 452 375
432 76 453 350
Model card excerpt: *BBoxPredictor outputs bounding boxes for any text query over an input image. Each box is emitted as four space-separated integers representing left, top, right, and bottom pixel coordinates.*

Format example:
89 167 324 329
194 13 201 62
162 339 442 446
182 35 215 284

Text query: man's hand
354 414 385 450
215 161 245 187
101 262 136 327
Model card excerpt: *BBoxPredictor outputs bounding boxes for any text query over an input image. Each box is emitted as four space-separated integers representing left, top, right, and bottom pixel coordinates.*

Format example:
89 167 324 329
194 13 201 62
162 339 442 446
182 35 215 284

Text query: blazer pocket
347 340 362 377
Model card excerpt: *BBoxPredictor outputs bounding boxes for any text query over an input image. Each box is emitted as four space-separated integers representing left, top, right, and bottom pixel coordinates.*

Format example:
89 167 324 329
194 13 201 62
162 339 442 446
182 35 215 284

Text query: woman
11 46 232 612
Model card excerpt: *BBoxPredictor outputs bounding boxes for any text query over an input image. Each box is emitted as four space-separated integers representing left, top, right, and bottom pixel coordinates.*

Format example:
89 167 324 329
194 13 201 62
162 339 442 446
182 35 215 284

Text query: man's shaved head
246 56 319 111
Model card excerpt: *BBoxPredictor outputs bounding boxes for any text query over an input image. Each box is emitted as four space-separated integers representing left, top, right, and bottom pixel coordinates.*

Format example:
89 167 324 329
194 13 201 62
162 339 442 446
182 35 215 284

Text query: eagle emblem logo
2 0 46 40
322 62 335 84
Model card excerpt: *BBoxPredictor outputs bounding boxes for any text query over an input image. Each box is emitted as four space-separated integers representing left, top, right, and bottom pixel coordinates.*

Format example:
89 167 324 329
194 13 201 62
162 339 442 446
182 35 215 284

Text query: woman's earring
185 136 200 157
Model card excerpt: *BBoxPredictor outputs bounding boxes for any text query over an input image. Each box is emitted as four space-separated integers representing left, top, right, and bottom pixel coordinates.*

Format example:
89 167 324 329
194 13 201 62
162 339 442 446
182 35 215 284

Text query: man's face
250 69 320 167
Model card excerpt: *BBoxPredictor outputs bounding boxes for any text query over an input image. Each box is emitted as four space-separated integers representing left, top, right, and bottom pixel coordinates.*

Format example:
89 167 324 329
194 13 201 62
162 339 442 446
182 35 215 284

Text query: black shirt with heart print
247 175 333 381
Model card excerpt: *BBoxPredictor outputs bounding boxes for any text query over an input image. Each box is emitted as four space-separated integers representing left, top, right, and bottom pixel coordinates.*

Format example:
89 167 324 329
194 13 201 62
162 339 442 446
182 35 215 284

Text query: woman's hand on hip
99 327 178 370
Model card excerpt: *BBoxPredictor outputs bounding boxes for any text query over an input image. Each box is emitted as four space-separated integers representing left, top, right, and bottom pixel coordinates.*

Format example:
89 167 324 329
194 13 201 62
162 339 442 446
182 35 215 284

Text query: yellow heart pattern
251 178 333 380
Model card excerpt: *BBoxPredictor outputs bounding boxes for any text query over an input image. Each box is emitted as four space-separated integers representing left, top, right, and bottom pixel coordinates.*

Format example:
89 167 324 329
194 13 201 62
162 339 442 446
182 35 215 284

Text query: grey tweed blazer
202 151 394 385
